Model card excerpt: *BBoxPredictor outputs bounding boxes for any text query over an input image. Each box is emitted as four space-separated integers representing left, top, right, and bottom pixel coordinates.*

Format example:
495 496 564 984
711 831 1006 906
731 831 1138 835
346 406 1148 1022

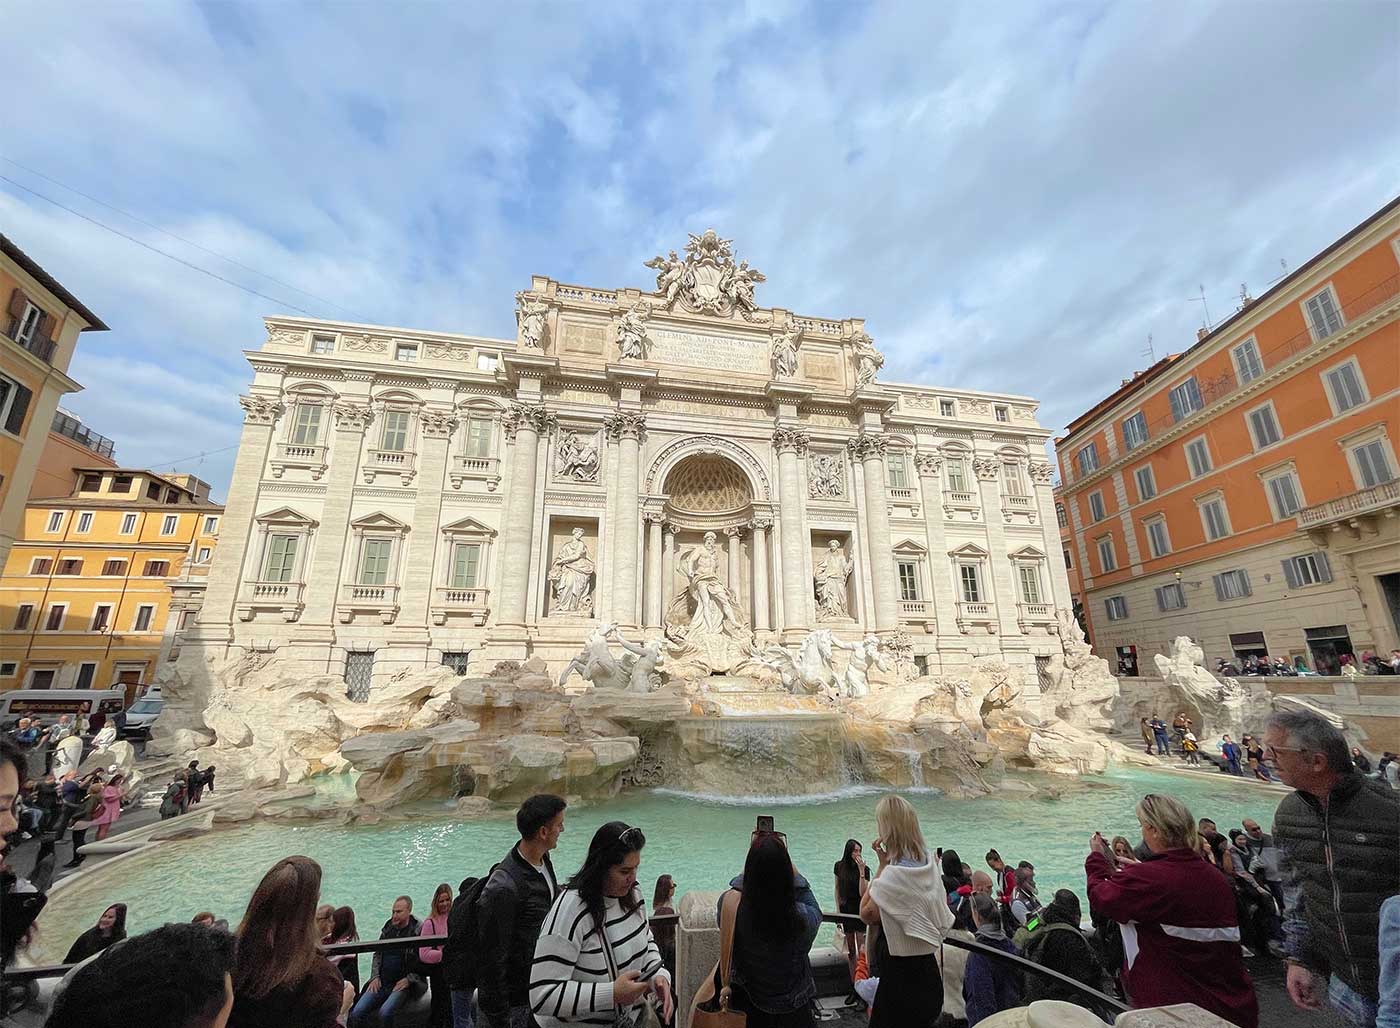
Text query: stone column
644 513 665 629
605 411 646 629
663 528 677 616
296 401 374 631
773 427 810 638
1029 461 1074 615
750 515 772 632
496 403 554 627
396 409 456 627
974 456 1020 637
915 452 958 635
852 433 900 633
724 525 743 603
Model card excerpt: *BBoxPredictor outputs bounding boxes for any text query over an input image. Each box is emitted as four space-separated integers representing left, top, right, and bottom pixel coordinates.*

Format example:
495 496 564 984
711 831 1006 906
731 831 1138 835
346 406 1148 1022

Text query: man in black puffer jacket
1266 710 1400 1028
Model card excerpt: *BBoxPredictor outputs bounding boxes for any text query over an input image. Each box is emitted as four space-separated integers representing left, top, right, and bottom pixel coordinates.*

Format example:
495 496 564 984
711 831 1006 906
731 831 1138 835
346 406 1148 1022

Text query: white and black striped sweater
530 888 670 1027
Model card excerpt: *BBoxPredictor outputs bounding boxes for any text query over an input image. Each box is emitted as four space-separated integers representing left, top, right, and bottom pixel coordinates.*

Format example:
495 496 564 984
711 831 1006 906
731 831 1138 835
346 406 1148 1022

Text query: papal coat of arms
644 229 767 319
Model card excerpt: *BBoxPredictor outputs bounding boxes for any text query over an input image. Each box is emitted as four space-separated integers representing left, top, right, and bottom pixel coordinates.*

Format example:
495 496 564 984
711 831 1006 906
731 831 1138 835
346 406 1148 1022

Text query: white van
0 687 125 728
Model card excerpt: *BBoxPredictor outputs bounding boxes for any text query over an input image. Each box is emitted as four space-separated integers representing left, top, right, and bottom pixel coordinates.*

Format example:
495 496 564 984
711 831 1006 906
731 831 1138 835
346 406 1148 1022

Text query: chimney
1196 326 1210 342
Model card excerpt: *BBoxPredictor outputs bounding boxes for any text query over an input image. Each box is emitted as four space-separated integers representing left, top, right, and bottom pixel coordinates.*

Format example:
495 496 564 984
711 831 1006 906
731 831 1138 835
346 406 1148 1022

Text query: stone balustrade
363 448 417 485
235 580 305 622
269 442 328 479
337 583 401 624
448 454 501 490
430 585 491 626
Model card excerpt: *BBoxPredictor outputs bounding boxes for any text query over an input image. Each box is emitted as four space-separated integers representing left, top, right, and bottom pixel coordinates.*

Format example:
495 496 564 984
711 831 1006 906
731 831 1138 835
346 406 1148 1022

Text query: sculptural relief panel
807 450 846 499
552 427 602 484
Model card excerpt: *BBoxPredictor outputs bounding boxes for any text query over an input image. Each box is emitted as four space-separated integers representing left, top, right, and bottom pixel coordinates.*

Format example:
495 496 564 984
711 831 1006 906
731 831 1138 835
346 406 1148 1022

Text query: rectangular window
74 663 97 690
75 512 93 533
945 458 968 492
1266 472 1303 519
476 352 498 372
1076 442 1100 478
0 662 17 678
1248 405 1282 449
1001 462 1024 497
958 564 982 603
360 538 393 584
133 605 155 631
1200 498 1230 540
1305 286 1344 339
197 546 212 563
1185 437 1212 477
13 302 43 344
262 535 299 582
1097 537 1117 573
1353 440 1396 489
29 557 53 576
450 543 482 588
1283 552 1332 588
1155 583 1187 611
13 604 34 630
994 405 1009 423
45 511 63 533
1063 548 1073 569
939 399 955 417
1104 596 1128 621
1121 412 1149 450
120 513 138 535
1017 565 1042 604
887 454 908 489
897 562 919 602
44 604 66 631
291 403 323 446
91 604 112 631
1169 377 1204 422
1213 569 1252 601
142 560 170 577
394 343 418 362
1055 503 1067 528
1145 518 1171 558
0 374 34 436
1232 338 1264 383
79 472 103 492
161 514 179 535
1088 491 1106 522
165 489 180 504
1324 362 1366 413
101 558 127 576
57 558 83 575
310 334 336 354
178 610 196 630
441 651 471 675
1134 465 1157 500
204 516 220 534
146 481 161 500
111 474 133 492
465 417 493 457
381 410 411 452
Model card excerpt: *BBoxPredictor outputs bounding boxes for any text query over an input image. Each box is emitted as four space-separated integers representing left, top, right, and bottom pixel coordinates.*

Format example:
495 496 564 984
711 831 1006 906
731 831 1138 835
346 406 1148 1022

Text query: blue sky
4 1 1397 500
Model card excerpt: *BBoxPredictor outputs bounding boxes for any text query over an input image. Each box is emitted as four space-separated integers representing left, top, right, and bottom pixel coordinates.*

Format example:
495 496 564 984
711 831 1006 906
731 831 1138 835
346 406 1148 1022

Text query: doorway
1115 645 1139 677
1305 626 1354 676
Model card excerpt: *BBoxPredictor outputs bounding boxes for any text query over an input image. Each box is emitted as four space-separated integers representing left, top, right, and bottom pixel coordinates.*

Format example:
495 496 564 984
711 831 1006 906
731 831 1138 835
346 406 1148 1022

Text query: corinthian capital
504 402 557 440
772 426 809 455
847 433 887 461
238 394 283 425
750 514 774 531
1028 461 1055 485
972 456 1001 481
419 409 459 439
914 452 943 477
331 402 375 431
603 410 647 441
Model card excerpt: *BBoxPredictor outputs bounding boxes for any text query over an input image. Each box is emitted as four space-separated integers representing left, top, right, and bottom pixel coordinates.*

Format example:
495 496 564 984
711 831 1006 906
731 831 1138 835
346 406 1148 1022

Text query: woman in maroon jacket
1085 794 1258 1028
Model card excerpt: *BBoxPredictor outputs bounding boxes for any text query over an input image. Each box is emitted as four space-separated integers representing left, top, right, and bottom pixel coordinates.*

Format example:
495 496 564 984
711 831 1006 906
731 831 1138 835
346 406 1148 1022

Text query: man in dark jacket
350 895 421 1027
1267 710 1400 1028
963 893 1021 1026
1020 889 1107 1012
477 794 566 1028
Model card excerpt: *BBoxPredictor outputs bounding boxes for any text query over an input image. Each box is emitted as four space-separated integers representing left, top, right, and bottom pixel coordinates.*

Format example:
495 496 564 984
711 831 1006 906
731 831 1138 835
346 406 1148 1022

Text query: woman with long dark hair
726 834 823 1027
652 874 678 990
418 883 453 1028
530 821 674 1027
325 905 361 996
62 903 127 963
1 734 47 982
833 838 869 1003
230 855 353 1028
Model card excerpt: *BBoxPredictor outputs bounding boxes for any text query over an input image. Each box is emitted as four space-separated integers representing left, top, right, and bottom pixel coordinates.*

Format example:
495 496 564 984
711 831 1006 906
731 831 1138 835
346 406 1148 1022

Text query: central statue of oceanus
662 531 754 678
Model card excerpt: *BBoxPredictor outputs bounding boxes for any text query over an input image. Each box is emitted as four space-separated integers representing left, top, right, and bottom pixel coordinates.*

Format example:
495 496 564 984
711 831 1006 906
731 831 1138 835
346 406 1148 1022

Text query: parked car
119 690 162 739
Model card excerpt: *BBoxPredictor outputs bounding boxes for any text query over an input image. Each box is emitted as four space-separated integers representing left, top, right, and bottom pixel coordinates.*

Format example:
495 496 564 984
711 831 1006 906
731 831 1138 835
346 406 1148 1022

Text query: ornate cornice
772 426 810 455
239 394 284 425
914 452 943 477
332 402 375 431
604 410 647 440
847 433 887 461
503 403 557 440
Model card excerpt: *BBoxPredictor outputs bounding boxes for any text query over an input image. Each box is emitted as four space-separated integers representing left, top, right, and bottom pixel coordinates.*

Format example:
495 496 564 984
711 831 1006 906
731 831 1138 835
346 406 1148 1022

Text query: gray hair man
1266 709 1399 1028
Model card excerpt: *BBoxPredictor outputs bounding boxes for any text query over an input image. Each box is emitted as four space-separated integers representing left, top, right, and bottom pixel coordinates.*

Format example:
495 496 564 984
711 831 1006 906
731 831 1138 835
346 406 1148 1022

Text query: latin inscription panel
647 324 769 375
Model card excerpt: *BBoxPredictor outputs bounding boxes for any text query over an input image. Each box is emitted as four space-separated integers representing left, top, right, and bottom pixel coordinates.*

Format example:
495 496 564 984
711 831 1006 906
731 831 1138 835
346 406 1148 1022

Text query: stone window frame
1244 398 1284 452
281 383 339 447
891 538 930 604
1300 281 1345 341
1121 409 1149 451
44 510 64 533
948 542 990 604
120 512 138 535
250 506 318 585
438 516 497 590
940 442 974 495
1007 544 1049 605
886 450 910 490
1104 595 1128 621
1195 489 1233 541
1142 513 1172 559
1257 459 1306 522
1337 422 1397 491
372 389 424 452
1231 336 1264 384
347 512 411 586
1320 355 1368 416
309 332 337 355
1095 534 1117 574
1184 434 1213 478
1087 489 1106 523
997 449 1027 498
458 399 503 459
132 603 157 632
1075 441 1100 478
1134 464 1157 501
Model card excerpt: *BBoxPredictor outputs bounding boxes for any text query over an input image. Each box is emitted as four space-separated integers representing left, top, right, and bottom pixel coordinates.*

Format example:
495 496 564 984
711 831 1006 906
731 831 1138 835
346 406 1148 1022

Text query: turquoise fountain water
33 767 1283 965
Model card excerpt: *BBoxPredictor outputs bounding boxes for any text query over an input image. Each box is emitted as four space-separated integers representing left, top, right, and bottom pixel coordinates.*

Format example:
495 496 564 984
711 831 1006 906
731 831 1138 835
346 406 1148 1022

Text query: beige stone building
182 234 1073 701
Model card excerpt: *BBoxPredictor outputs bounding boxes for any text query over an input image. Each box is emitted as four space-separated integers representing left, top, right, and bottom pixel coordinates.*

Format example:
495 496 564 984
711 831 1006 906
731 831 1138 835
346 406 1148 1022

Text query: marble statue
1153 635 1255 739
643 230 766 316
1037 608 1121 731
753 629 839 696
808 452 844 498
833 634 891 699
616 301 652 360
814 540 854 619
771 324 802 378
515 291 549 349
612 629 666 694
554 432 599 482
722 260 765 312
52 735 83 779
558 622 623 689
548 528 595 614
852 330 884 386
644 250 688 305
558 623 662 694
663 531 752 677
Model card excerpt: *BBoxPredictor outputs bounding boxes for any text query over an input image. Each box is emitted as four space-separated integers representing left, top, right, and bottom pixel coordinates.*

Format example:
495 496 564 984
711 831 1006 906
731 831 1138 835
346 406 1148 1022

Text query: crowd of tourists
1 707 1397 1028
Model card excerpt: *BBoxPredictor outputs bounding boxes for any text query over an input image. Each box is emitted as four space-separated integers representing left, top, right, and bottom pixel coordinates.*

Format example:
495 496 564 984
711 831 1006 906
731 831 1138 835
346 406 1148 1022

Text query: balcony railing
338 583 400 624
1003 495 1034 509
888 487 915 501
944 490 978 506
898 599 933 625
430 585 491 626
363 448 417 485
51 411 116 458
956 600 996 633
1017 602 1055 632
449 454 502 491
236 580 305 622
1297 478 1400 529
270 441 329 480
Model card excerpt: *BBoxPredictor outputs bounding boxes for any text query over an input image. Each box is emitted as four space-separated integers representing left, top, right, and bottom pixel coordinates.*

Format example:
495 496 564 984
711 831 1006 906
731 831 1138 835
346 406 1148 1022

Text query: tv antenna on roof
1188 284 1212 330
1141 333 1156 364
1267 258 1289 285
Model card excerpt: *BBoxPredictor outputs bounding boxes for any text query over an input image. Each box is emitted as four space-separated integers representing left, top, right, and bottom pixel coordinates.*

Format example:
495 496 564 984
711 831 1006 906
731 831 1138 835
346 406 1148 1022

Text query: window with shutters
1322 359 1367 414
120 513 138 535
45 510 63 533
958 564 982 603
290 403 323 445
1283 552 1332 588
1075 442 1100 478
359 538 394 585
1169 378 1203 422
13 604 34 630
0 373 33 436
1303 285 1344 339
450 543 482 588
1262 469 1304 520
1134 465 1157 501
143 560 170 577
262 535 299 582
1017 565 1043 604
44 604 67 631
897 561 920 602
887 454 908 489
29 558 53 576
101 558 128 576
1000 461 1024 497
1246 403 1282 450
1096 536 1117 573
464 416 493 457
133 605 155 632
1231 338 1264 383
1352 439 1396 489
1104 595 1128 621
75 512 93 533
13 301 44 345
939 399 956 417
1121 411 1149 450
381 410 411 452
56 558 83 576
945 457 968 493
1144 517 1171 558
1198 495 1231 540
1063 548 1073 569
1213 569 1252 601
1155 583 1187 611
91 604 112 631
1088 491 1106 522
161 514 179 535
1185 437 1212 478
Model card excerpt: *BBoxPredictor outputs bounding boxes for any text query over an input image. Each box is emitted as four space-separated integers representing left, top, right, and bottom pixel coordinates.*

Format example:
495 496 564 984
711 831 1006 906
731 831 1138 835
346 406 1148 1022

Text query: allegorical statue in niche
833 634 891 699
643 250 689 306
808 452 844 498
515 291 549 349
548 527 595 614
814 539 854 619
616 300 652 360
672 532 747 638
554 432 599 482
852 330 884 386
771 324 802 378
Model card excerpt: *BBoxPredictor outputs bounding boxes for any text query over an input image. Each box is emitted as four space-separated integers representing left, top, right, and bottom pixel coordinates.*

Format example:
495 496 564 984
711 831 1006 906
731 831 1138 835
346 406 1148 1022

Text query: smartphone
755 815 775 834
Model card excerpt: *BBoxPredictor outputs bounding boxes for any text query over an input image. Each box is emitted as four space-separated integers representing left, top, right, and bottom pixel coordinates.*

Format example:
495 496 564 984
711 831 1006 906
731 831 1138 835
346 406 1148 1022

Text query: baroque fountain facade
152 231 1131 808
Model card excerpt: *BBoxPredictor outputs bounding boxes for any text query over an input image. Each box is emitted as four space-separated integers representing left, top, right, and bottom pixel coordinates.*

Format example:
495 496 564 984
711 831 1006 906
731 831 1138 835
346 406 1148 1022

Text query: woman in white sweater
859 795 954 1027
530 821 675 1027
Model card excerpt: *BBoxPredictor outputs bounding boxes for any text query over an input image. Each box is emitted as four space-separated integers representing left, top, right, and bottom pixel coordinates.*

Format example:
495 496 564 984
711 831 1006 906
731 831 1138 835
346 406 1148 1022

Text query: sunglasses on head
618 826 644 847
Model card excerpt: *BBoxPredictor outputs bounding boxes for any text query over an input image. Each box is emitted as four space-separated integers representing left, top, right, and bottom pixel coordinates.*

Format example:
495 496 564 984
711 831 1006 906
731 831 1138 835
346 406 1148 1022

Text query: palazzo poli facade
185 233 1074 701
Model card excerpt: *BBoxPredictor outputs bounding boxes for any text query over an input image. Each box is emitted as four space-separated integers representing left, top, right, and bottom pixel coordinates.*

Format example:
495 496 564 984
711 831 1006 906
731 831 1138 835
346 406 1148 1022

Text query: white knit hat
972 1000 1106 1028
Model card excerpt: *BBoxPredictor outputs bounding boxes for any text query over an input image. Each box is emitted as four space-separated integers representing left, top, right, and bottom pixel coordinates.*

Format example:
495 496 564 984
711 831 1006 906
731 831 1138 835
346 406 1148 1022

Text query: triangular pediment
948 542 989 558
892 538 928 555
1008 544 1047 560
254 506 318 527
441 516 497 537
349 511 411 532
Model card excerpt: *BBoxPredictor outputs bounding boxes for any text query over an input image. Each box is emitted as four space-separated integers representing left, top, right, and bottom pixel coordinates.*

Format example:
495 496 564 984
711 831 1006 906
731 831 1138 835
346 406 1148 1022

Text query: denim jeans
1329 974 1378 1028
450 989 475 1028
1153 733 1168 754
350 983 412 1027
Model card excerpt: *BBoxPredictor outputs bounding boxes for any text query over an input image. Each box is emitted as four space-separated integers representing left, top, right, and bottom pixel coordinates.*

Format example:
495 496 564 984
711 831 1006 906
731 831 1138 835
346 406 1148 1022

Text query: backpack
442 866 499 990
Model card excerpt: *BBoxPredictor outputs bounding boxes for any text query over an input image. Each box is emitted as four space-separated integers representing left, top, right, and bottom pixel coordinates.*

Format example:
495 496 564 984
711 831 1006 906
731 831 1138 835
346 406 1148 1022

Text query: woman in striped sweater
530 821 675 1027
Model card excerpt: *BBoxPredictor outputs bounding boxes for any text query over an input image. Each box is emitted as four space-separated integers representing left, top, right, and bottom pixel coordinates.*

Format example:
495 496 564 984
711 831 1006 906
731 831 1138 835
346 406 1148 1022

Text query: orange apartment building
1056 197 1400 677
